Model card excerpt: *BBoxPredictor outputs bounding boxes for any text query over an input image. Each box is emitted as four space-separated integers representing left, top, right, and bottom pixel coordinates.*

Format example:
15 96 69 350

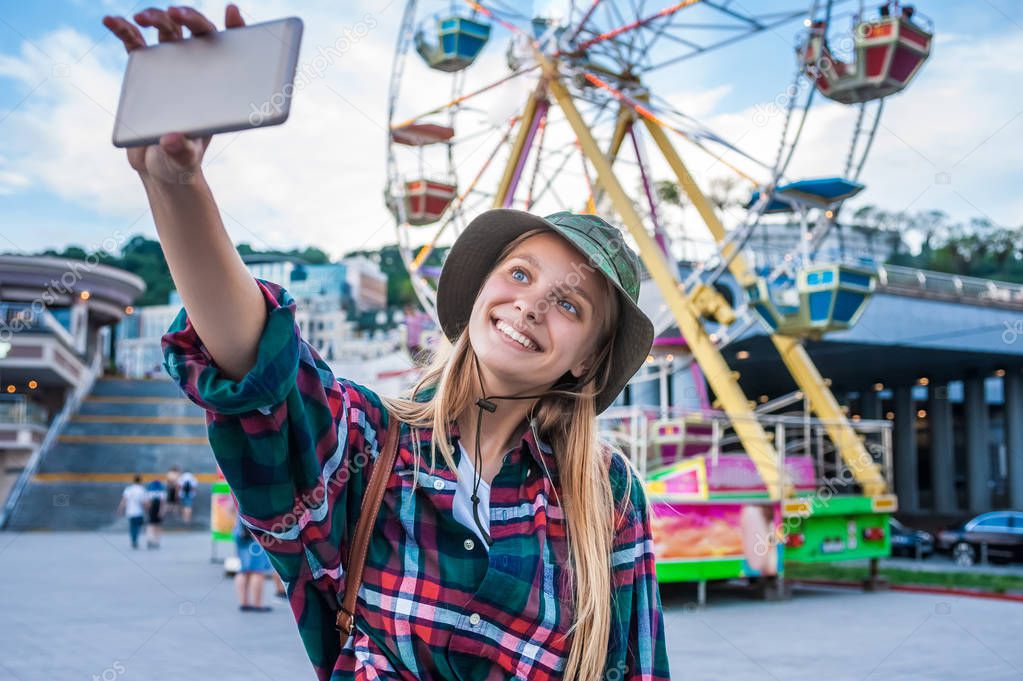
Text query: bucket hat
436 208 655 414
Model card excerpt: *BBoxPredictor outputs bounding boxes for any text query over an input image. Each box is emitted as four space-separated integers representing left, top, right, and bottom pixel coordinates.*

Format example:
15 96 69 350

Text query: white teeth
495 320 538 351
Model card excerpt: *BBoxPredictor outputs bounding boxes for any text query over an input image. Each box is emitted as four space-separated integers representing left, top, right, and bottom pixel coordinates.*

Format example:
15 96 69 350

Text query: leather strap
335 414 401 642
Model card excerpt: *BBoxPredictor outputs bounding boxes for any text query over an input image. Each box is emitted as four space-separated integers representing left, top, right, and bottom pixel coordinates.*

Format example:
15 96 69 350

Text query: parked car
936 510 1023 567
889 517 934 559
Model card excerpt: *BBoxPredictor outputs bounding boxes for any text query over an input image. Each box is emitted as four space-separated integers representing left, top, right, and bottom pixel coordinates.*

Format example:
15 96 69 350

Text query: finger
102 15 147 52
167 6 217 36
134 8 183 42
159 132 201 167
224 4 246 29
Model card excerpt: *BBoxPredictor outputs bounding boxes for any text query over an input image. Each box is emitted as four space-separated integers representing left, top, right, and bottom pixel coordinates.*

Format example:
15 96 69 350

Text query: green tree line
22 205 1023 310
25 236 445 309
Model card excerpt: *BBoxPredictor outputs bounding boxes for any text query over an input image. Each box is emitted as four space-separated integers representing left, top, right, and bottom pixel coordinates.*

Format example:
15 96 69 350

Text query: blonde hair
381 228 637 679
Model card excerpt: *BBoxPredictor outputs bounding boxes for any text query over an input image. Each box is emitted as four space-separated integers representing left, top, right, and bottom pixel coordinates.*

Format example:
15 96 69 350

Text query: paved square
0 532 1020 680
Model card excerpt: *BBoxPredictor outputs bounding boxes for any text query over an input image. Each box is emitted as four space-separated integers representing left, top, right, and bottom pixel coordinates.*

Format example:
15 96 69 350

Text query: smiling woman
103 3 667 679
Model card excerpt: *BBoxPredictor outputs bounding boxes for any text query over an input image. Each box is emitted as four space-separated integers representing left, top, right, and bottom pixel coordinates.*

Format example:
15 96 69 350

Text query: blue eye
511 267 528 282
559 299 578 315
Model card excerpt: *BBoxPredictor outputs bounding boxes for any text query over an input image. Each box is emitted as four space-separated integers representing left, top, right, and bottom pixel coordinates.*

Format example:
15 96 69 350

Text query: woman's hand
102 5 246 184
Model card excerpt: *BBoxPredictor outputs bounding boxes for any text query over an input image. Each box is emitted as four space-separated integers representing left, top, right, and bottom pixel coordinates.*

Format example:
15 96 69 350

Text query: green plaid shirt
162 278 670 680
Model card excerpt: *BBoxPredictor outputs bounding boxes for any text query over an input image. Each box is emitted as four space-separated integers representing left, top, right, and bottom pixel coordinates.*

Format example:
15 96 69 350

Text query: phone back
112 17 303 147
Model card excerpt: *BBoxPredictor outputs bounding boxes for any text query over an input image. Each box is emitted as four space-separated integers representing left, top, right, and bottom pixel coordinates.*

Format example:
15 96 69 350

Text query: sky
0 0 1020 261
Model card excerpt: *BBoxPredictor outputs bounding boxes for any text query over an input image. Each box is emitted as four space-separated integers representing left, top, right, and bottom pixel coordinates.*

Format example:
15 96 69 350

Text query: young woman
104 6 670 679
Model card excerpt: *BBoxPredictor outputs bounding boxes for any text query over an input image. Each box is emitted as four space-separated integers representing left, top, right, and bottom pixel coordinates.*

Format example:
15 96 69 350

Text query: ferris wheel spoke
391 65 539 131
583 71 766 185
652 27 709 53
577 0 703 53
628 125 669 252
620 0 657 68
481 0 531 21
851 99 884 182
568 0 605 43
640 7 808 73
602 1 642 68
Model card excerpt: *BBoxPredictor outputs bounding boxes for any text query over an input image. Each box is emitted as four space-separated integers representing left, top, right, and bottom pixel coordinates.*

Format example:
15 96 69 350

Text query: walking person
178 469 198 525
104 5 669 679
165 465 181 520
233 507 272 612
117 474 147 549
144 479 166 549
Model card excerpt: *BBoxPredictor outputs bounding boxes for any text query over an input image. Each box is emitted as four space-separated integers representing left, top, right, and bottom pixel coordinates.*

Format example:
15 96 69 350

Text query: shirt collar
447 416 558 481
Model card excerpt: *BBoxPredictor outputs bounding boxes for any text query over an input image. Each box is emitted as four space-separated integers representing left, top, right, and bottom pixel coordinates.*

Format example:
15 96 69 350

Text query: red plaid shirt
162 278 670 680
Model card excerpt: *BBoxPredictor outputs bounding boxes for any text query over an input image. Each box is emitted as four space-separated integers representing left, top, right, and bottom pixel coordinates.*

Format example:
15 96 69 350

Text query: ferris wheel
385 0 930 336
384 0 933 498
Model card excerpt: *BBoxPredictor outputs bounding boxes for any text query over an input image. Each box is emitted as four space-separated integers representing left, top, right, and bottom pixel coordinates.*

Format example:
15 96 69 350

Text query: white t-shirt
452 440 491 548
178 472 198 495
122 483 146 518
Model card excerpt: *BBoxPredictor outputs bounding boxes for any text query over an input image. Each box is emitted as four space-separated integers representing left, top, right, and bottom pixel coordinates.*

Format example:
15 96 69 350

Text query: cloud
0 1 441 257
686 28 1023 228
0 2 1020 265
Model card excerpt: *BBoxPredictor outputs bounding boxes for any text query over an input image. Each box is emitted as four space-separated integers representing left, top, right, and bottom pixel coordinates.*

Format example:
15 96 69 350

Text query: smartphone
112 17 303 148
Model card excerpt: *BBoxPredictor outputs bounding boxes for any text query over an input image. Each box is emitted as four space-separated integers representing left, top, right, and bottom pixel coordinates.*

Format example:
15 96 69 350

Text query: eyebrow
512 253 594 308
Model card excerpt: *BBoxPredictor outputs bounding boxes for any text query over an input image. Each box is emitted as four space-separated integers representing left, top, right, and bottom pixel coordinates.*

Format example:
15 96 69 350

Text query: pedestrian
144 479 166 549
178 469 198 525
107 5 669 678
165 465 181 519
233 509 272 612
117 474 147 549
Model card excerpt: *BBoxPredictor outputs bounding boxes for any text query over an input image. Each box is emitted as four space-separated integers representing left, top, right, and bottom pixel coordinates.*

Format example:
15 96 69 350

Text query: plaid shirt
162 278 670 681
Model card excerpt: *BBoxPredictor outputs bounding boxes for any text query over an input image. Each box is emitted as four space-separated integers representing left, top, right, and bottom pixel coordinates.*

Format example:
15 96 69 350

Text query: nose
513 288 546 328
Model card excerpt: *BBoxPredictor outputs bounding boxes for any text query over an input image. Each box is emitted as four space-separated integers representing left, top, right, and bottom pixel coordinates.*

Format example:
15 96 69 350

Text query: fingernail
165 136 183 153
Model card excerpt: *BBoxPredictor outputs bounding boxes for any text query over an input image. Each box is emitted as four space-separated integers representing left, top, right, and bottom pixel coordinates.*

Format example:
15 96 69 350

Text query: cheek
548 315 589 354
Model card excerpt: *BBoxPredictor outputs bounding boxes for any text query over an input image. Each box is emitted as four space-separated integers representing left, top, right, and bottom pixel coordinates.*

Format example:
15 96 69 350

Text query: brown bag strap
335 414 401 643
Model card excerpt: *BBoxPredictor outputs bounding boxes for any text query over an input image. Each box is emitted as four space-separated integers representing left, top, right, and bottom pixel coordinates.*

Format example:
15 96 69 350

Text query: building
117 252 395 377
0 255 143 513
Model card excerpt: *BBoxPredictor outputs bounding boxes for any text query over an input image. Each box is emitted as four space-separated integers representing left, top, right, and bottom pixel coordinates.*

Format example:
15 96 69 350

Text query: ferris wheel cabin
414 12 491 73
746 263 876 338
800 3 933 104
390 122 458 226
402 179 457 226
745 178 876 338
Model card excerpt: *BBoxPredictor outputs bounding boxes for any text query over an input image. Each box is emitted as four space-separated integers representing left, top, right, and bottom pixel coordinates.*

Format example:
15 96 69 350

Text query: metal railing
0 399 48 427
0 302 78 351
597 403 893 496
875 264 1023 309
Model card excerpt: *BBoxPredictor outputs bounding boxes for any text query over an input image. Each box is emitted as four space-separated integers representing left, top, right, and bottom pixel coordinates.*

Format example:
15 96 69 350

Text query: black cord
468 352 549 547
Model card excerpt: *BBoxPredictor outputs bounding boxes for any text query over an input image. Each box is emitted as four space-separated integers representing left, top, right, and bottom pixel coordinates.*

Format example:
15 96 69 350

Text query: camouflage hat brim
436 208 655 414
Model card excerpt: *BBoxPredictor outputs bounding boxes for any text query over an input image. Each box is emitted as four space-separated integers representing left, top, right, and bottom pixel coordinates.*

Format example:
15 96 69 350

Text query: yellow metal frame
493 87 545 208
541 64 791 499
487 51 890 498
641 118 888 496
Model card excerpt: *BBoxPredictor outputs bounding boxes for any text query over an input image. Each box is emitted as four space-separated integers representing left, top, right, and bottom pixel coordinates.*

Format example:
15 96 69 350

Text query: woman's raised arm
103 5 264 380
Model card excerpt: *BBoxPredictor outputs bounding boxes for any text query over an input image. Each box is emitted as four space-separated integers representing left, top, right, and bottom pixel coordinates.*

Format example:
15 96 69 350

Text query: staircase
6 377 217 531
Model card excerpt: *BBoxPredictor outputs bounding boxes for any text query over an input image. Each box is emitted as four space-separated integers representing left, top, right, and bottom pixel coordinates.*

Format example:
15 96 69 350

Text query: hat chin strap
467 352 555 546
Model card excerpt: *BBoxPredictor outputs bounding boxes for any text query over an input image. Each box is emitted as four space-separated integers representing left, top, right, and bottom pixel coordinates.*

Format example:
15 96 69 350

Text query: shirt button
463 538 475 551
469 613 481 626
432 478 445 491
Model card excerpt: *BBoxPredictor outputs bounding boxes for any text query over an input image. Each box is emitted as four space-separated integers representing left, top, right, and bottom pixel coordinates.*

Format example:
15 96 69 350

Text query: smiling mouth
491 316 542 352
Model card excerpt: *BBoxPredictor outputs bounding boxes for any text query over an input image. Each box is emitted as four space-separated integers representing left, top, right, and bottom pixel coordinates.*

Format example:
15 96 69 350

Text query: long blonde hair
381 228 635 680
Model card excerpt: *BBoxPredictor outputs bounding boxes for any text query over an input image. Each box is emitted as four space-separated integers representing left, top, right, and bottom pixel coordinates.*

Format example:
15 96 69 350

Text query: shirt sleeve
161 277 390 677
606 451 672 681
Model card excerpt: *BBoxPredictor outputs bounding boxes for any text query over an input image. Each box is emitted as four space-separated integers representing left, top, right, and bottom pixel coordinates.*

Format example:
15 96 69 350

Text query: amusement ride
384 0 934 598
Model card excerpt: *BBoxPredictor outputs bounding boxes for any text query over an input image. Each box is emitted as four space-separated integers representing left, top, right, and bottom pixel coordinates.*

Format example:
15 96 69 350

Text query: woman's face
467 232 609 395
